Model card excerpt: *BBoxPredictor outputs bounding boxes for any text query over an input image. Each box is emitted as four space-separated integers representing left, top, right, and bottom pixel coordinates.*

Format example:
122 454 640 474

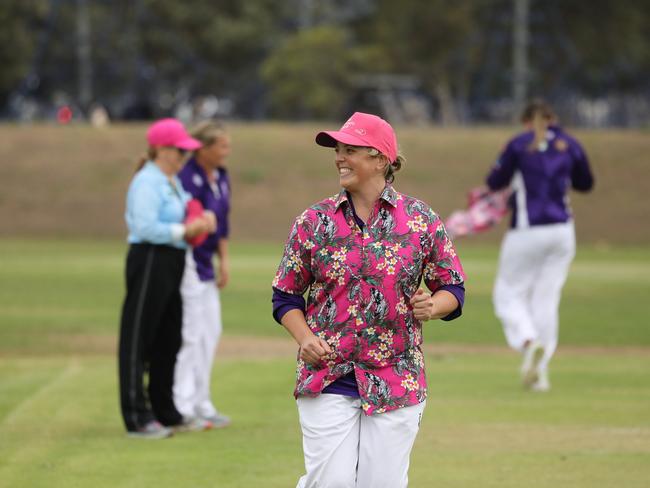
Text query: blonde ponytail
384 153 405 184
521 99 556 152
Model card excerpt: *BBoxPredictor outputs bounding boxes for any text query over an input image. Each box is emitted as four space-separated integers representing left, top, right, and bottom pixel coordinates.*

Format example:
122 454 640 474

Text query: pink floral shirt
273 185 466 415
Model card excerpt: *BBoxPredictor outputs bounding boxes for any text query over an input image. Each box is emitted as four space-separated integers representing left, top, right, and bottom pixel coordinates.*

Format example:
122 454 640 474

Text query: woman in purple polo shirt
174 121 232 428
272 112 466 488
486 100 594 392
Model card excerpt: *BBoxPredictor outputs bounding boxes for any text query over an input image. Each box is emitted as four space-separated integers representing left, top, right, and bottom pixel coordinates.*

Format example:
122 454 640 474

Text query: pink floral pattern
273 185 466 415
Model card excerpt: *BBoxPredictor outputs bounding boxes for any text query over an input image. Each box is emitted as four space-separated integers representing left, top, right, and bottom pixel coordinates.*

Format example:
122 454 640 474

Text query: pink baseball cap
315 112 398 162
146 118 202 150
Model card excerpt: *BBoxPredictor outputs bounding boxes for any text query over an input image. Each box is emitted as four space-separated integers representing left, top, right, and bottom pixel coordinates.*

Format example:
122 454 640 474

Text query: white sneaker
531 370 551 392
127 420 173 439
520 341 544 388
201 412 231 429
172 416 212 433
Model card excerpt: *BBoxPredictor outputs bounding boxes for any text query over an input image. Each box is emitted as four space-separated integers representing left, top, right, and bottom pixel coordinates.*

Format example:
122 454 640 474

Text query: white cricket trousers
296 394 426 488
174 251 222 418
493 222 576 372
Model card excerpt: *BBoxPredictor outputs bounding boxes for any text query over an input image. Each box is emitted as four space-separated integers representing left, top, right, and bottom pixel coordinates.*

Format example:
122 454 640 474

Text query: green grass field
1 239 649 352
1 239 649 487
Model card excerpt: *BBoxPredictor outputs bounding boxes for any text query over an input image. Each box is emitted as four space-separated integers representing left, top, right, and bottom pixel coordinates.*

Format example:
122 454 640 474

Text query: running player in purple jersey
485 100 594 392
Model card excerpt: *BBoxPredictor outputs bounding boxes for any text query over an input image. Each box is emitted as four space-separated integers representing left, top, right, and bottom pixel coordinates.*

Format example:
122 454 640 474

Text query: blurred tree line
1 0 649 123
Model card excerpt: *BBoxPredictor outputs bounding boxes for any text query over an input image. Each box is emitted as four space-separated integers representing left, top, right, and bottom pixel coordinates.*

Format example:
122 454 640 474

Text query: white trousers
174 251 222 418
493 222 575 372
296 395 426 488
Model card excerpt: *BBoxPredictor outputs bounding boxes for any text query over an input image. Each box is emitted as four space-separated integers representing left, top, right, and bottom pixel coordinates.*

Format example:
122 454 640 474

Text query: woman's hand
217 259 229 288
410 289 438 321
299 335 333 366
184 218 205 239
184 211 217 238
280 310 333 366
202 210 217 234
410 288 459 321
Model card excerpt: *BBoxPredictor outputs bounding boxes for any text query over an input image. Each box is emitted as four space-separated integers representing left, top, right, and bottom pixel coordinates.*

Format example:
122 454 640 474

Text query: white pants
174 251 222 418
493 222 575 372
296 395 426 488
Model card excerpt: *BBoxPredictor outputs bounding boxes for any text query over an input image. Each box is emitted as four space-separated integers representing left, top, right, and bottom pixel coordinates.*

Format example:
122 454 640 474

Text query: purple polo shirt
486 125 594 229
178 158 231 281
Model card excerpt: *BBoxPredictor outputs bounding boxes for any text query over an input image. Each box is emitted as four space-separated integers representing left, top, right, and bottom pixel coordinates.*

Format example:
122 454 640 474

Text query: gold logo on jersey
554 139 568 152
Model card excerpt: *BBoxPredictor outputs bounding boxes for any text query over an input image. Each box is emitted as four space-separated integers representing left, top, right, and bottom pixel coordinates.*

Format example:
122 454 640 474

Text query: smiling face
155 146 188 175
198 134 231 169
334 143 388 192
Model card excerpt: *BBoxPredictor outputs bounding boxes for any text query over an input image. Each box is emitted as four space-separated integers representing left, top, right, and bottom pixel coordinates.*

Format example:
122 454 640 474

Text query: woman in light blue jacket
118 119 215 439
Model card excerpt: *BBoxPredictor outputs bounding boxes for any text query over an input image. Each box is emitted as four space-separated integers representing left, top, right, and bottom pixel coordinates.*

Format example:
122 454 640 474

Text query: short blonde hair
190 120 228 148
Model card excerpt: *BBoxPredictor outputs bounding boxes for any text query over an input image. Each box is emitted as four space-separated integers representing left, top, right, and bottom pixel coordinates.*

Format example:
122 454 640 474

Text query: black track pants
118 243 185 431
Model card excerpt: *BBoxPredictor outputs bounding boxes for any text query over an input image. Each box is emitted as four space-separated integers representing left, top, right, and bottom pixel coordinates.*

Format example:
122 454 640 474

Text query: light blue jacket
125 162 190 249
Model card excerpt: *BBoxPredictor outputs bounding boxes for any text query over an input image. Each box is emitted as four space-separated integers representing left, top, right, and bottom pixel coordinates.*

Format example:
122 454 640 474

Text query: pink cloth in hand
445 187 510 239
184 198 209 247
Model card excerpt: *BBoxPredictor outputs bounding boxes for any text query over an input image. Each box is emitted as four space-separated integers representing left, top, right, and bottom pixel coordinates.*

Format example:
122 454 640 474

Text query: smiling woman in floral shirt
272 112 466 488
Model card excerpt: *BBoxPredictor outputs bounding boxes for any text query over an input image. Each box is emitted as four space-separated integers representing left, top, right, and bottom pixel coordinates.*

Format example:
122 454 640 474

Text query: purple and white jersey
486 125 594 229
178 158 231 281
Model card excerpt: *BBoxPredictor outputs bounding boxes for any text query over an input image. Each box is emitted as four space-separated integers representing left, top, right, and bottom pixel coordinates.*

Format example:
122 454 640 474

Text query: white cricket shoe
520 341 544 388
127 420 173 439
172 416 213 433
201 412 232 429
531 369 551 392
